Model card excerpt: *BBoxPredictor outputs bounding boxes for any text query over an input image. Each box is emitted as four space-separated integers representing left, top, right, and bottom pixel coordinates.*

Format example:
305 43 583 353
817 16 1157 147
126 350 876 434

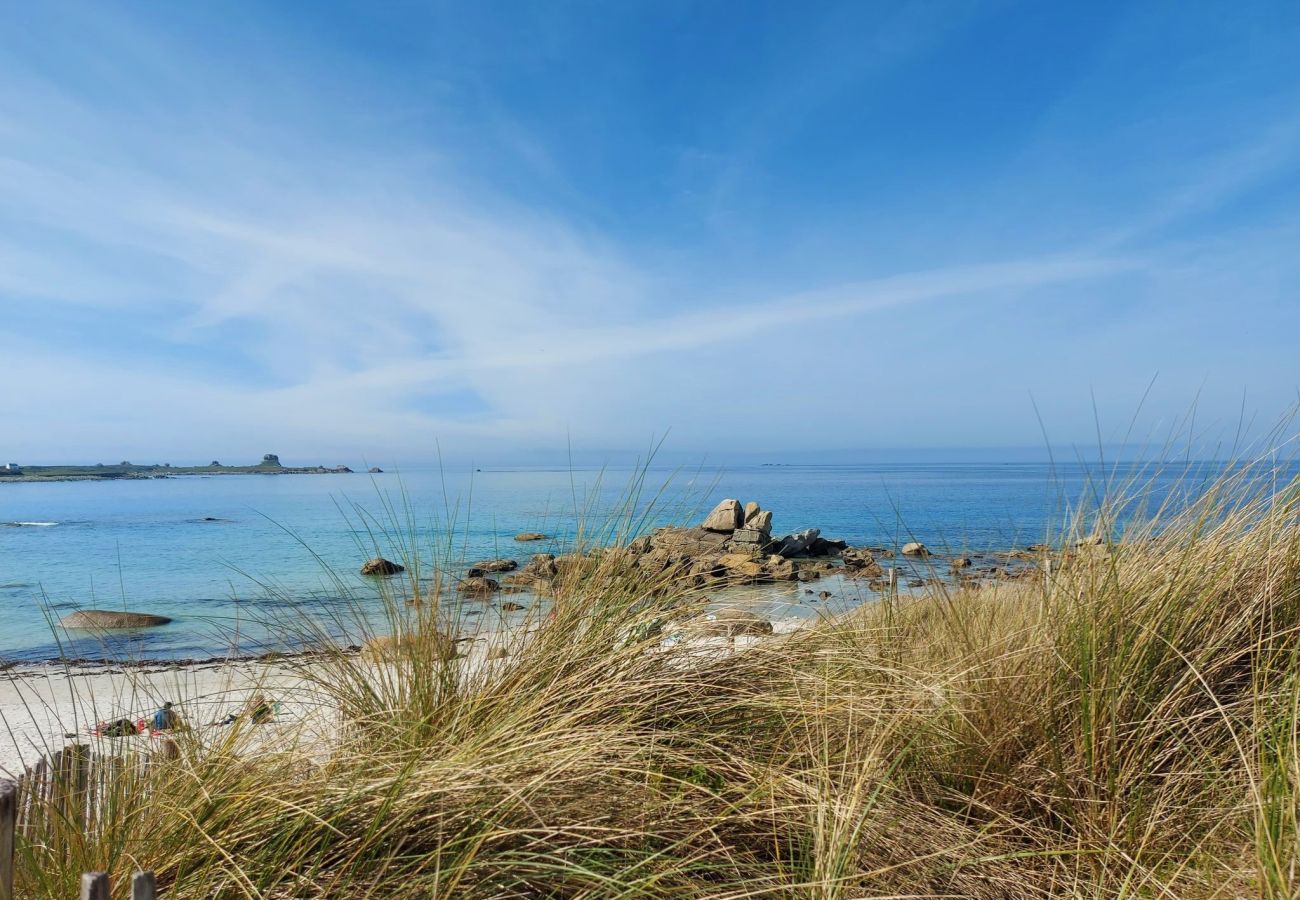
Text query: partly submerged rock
514 532 548 542
360 557 405 576
60 610 172 630
469 558 519 573
765 555 797 581
841 547 884 578
775 528 821 558
901 542 929 557
458 576 500 597
500 601 526 612
701 499 744 532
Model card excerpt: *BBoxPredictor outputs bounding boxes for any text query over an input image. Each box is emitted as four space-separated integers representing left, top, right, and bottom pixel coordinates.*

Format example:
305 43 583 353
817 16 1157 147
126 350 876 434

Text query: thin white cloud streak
311 255 1131 395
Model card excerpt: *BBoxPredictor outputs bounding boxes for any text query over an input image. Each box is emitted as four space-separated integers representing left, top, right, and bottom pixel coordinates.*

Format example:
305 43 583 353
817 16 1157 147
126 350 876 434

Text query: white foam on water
5 521 59 527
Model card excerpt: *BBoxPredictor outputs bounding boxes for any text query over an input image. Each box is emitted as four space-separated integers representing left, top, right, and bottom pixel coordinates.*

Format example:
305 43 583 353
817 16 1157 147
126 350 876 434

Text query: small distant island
0 454 355 483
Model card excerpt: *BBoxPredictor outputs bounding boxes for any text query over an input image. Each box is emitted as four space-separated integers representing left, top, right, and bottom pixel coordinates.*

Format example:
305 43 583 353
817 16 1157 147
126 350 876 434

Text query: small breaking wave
1 521 59 527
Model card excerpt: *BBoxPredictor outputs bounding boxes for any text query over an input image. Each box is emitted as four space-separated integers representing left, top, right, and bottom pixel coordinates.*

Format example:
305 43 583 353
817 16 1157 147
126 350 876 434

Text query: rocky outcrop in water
610 500 855 589
61 610 172 629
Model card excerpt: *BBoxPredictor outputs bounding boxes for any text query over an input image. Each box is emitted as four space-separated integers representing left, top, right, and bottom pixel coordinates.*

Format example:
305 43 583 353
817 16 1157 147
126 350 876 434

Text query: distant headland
0 454 380 483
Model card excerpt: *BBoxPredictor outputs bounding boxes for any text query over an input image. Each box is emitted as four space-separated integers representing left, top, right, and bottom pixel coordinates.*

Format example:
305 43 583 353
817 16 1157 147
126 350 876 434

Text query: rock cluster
616 499 865 588
434 501 898 599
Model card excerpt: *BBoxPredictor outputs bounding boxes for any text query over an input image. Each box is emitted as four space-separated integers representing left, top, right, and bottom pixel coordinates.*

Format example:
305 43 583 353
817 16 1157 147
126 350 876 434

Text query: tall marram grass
12 463 1300 897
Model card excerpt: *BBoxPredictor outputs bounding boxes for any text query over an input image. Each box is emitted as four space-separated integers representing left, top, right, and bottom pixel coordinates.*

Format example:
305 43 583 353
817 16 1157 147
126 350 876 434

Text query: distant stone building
260 454 283 467
1 463 20 476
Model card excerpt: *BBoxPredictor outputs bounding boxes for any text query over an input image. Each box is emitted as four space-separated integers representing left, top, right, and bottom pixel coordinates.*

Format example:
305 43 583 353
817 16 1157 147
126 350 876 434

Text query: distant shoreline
0 456 373 484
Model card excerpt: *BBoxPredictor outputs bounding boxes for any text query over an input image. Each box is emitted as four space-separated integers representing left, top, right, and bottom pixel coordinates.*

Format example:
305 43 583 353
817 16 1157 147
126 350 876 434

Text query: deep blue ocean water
0 461 1286 662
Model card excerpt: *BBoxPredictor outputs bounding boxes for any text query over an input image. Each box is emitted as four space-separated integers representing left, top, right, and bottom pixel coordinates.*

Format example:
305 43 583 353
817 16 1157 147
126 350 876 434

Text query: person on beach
94 717 139 738
151 701 181 732
211 695 277 727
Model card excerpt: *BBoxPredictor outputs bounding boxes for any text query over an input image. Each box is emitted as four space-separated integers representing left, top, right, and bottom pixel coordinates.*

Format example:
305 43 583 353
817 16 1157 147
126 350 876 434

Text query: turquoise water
0 462 1278 662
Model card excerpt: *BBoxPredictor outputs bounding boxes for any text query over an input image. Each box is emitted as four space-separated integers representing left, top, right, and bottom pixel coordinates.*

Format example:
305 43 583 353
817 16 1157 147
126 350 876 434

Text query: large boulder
901 542 929 557
745 509 773 535
718 552 767 581
361 557 404 576
650 527 730 555
469 558 518 573
61 610 172 630
701 499 744 532
775 528 821 558
727 527 773 554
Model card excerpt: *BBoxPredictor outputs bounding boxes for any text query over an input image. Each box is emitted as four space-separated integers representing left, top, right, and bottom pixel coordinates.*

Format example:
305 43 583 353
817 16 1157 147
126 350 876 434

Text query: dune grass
9 462 1300 898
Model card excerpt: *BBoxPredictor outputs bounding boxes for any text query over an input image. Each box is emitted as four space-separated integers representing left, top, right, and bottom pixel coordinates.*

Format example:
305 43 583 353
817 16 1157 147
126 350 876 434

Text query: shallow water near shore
0 460 1286 662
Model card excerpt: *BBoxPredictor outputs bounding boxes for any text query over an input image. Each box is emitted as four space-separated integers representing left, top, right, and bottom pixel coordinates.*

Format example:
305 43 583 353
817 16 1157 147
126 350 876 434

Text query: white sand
0 657 338 778
0 577 868 780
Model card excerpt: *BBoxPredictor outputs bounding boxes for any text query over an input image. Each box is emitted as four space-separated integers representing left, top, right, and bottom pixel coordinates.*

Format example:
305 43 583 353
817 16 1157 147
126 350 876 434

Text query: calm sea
0 461 1282 663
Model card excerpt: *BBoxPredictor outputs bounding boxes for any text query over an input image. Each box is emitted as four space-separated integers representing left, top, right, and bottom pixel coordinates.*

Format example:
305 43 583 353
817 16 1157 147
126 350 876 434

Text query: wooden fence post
71 744 89 833
1044 558 1053 593
887 567 897 599
0 779 15 900
132 870 157 900
81 871 110 900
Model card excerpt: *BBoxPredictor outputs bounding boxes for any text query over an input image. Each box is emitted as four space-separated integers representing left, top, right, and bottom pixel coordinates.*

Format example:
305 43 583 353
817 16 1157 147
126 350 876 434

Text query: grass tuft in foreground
11 464 1300 897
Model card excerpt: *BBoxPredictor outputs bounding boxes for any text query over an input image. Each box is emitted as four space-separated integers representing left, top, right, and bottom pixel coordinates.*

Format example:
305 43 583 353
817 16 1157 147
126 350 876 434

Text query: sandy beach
0 657 336 778
0 602 814 779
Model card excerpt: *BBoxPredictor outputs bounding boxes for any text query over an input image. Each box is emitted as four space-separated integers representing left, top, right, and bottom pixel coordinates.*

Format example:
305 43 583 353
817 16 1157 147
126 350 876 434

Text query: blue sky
1 1 1298 465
